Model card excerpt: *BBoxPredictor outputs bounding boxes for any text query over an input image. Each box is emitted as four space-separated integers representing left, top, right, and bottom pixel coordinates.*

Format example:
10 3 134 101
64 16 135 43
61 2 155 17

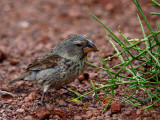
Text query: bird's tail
9 71 37 85
8 75 25 85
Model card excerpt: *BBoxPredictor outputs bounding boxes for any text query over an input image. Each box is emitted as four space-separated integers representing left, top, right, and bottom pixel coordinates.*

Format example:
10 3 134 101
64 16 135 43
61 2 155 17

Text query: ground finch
9 34 98 107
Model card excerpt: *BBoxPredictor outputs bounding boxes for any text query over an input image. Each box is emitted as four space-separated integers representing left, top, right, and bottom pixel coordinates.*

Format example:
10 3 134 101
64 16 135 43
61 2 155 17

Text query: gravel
0 0 159 119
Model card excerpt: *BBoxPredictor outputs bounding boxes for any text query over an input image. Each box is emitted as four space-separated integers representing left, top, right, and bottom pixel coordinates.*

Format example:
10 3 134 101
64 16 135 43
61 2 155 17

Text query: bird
9 34 98 107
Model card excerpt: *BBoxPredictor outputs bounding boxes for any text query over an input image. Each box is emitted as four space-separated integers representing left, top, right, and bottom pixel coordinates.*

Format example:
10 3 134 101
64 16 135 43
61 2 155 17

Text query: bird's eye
76 44 83 47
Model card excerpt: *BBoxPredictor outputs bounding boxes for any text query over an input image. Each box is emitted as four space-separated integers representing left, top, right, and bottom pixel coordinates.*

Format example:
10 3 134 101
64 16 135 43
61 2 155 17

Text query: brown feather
26 54 62 71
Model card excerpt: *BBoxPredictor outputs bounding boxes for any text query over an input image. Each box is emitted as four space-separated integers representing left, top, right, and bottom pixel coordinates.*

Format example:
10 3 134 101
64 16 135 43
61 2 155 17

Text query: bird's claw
38 102 46 108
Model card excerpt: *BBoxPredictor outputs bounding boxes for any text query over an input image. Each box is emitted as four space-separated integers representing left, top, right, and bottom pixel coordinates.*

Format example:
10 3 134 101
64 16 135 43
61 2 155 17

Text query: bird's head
53 34 98 60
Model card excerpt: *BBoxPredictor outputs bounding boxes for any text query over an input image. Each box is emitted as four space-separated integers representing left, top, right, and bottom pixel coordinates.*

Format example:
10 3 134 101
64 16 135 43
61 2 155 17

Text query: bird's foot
38 101 46 108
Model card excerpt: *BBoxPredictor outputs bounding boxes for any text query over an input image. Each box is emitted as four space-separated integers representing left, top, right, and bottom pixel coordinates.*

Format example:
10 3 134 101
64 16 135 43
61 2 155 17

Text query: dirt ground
0 0 160 120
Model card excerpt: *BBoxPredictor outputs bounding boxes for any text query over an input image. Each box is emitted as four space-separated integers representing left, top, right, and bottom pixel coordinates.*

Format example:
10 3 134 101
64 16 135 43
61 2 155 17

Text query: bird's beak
83 40 98 54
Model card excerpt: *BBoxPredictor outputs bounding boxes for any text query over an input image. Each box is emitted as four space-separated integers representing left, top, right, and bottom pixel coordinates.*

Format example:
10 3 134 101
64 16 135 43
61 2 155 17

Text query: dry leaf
103 97 115 104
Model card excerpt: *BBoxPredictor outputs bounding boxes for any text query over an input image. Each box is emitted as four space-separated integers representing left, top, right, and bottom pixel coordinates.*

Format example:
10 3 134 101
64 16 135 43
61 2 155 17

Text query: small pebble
143 117 151 120
124 109 131 116
90 116 97 120
92 109 100 117
53 115 60 120
111 102 122 114
24 115 33 120
74 115 82 120
9 59 19 65
36 108 50 119
135 117 141 120
143 109 150 117
28 92 36 100
136 109 141 115
18 21 30 28
86 111 93 118
73 100 83 106
16 108 25 113
150 110 156 118
89 72 98 79
46 104 53 111
112 114 118 120
105 116 112 120
59 100 66 106
77 75 85 82
97 115 104 120
104 111 111 117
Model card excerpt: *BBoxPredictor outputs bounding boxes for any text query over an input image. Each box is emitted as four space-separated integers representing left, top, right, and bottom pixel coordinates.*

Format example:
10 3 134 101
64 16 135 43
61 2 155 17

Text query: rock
28 92 36 100
14 81 25 87
77 75 85 82
112 114 118 117
0 109 4 113
78 73 90 82
105 3 114 11
68 8 81 18
9 59 19 65
53 108 67 119
89 72 98 79
136 109 141 115
112 116 118 120
46 104 53 111
59 99 66 106
105 116 112 120
85 111 93 119
82 115 87 119
143 117 151 120
110 102 122 114
1 85 8 91
38 35 50 44
97 115 104 120
150 110 156 119
90 116 97 120
2 113 7 117
143 109 150 117
74 115 82 120
92 109 100 117
135 117 142 120
36 108 50 120
53 115 61 120
16 108 25 113
18 21 30 28
24 97 29 102
124 109 131 116
8 66 16 73
104 111 111 117
17 101 23 106
24 115 33 120
21 93 27 97
112 114 118 120
24 92 36 102
78 88 84 93
73 100 83 106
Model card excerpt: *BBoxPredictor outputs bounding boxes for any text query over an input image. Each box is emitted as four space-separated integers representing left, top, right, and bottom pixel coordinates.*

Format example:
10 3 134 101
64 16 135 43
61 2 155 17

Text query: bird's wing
26 54 62 71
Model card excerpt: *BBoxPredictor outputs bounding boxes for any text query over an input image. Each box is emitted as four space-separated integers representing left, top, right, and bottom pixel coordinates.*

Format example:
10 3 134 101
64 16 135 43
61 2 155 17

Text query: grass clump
150 0 160 15
71 0 160 112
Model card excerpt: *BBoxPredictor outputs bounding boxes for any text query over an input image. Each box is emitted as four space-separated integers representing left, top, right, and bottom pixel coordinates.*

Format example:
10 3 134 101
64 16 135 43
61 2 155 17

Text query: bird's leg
40 92 46 108
40 85 50 108
62 86 92 101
